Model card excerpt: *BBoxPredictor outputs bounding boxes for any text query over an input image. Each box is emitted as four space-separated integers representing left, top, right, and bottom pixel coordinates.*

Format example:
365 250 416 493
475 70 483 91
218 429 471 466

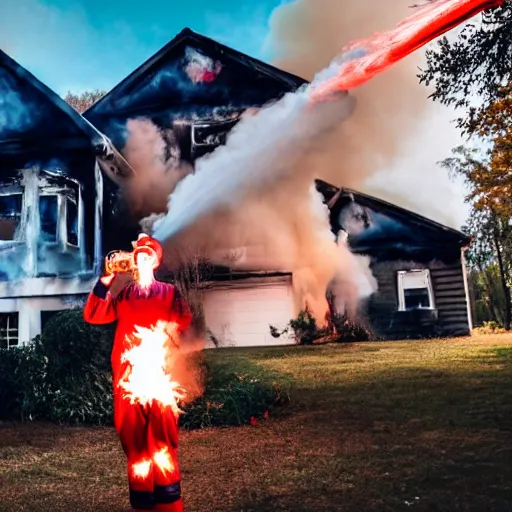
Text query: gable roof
0 50 132 181
317 180 470 260
0 50 109 155
83 27 307 122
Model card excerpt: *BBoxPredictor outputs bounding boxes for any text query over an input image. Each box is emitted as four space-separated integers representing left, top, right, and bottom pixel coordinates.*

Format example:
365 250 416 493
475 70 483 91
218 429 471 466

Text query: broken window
397 269 435 311
0 312 19 348
39 195 58 243
0 194 22 241
66 198 78 246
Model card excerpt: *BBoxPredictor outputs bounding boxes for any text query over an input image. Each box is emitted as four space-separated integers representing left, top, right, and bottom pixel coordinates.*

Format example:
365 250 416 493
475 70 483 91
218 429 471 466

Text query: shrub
474 320 506 335
0 344 47 420
0 309 290 428
180 359 290 430
270 308 374 345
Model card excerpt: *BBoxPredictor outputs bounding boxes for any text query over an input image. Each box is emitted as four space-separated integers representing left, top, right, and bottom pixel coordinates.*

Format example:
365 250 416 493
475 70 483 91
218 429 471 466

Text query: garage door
203 283 296 347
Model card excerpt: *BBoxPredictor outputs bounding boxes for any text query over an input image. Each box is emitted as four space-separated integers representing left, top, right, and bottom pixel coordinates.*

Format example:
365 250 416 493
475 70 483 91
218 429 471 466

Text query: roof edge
316 179 470 245
84 27 308 118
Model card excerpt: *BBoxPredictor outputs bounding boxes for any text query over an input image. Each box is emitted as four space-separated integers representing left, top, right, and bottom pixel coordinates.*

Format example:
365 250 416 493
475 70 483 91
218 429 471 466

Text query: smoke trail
266 0 470 228
144 56 380 321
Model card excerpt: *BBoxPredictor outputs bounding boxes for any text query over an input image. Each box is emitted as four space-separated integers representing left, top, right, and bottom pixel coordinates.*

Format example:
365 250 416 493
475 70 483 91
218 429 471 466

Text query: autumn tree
64 90 106 113
460 208 512 329
419 1 512 134
441 87 512 328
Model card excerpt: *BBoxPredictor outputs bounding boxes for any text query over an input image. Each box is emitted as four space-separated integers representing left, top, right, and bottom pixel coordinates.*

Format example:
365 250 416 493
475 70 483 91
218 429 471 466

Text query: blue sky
0 0 283 96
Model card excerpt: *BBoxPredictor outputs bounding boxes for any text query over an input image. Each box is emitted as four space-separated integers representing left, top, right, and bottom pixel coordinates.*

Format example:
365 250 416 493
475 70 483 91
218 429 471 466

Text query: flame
132 459 152 480
118 321 186 415
153 446 175 476
311 0 503 100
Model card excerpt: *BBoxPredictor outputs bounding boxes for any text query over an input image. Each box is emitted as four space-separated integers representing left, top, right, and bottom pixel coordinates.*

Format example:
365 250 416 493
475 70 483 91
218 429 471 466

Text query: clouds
0 0 167 96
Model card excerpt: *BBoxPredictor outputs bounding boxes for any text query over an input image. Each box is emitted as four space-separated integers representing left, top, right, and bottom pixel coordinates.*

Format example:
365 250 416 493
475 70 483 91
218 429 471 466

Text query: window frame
397 269 435 312
38 186 80 250
38 191 60 245
64 195 79 248
0 187 25 246
0 312 19 349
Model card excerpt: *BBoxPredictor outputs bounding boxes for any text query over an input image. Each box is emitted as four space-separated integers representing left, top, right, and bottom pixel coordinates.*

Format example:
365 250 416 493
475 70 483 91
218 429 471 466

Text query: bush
0 309 290 428
0 343 47 420
180 359 290 430
271 308 374 345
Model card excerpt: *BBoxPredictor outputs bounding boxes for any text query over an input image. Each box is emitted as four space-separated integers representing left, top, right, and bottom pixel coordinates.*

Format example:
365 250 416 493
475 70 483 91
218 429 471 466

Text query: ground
1 334 511 512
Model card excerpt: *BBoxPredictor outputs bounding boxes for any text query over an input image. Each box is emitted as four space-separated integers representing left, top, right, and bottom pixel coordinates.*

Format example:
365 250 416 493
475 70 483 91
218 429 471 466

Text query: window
397 269 435 311
66 198 78 246
39 195 58 243
0 313 19 348
0 194 22 241
41 310 65 332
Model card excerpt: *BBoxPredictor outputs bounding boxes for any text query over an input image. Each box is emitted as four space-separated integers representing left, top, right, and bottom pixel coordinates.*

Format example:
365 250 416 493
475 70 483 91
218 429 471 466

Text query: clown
84 233 192 512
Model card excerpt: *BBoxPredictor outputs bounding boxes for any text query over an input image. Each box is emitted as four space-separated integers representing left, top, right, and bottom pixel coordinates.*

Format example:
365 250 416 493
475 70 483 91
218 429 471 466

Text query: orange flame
118 321 186 415
311 0 503 100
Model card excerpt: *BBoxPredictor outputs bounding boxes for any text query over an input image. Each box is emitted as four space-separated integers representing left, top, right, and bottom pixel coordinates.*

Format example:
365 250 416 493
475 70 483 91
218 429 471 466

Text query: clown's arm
83 274 118 324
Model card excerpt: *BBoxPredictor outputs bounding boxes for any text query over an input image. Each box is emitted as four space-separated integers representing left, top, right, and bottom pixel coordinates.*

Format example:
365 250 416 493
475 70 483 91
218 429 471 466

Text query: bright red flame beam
311 0 504 100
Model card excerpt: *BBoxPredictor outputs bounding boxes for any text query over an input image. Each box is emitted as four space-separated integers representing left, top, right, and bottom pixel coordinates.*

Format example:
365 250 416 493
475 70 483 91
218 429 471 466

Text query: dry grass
1 334 511 512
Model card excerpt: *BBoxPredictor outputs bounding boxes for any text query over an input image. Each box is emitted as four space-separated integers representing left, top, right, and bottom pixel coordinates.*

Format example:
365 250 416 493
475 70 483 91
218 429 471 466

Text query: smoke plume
122 119 193 218
267 0 466 228
147 60 378 322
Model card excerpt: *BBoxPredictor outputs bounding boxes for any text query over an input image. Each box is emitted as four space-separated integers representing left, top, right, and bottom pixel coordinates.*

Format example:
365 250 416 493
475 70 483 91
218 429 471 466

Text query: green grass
1 334 512 511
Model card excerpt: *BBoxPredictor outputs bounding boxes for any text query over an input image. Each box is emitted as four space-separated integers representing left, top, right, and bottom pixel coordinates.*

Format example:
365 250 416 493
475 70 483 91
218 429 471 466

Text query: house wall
367 254 471 339
0 164 103 346
202 277 295 348
0 277 93 344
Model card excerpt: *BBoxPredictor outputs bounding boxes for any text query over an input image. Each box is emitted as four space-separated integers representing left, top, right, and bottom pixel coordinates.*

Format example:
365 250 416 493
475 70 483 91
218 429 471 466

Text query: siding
367 258 470 339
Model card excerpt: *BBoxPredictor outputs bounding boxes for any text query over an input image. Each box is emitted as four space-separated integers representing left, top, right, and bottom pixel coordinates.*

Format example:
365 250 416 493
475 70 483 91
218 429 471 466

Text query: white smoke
147 57 377 322
266 0 468 229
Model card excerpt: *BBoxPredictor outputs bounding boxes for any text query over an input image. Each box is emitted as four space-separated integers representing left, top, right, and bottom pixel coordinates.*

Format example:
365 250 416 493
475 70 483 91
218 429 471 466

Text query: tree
461 208 512 329
64 90 106 113
442 85 512 217
419 1 512 134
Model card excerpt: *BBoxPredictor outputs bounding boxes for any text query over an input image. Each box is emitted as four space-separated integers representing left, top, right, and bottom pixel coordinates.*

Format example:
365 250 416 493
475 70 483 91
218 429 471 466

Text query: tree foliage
64 90 106 113
419 1 512 133
441 85 512 216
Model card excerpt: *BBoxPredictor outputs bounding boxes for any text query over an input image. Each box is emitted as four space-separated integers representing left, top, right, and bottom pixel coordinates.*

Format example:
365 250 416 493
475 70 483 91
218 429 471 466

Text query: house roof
0 50 132 180
83 27 307 123
0 50 108 155
319 179 471 260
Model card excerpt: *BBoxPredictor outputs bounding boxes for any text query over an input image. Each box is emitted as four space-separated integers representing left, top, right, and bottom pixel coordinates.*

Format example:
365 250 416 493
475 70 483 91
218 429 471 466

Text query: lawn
1 334 511 512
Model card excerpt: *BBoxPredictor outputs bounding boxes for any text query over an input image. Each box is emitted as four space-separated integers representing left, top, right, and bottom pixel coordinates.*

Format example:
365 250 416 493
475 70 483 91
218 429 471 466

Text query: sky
0 0 280 96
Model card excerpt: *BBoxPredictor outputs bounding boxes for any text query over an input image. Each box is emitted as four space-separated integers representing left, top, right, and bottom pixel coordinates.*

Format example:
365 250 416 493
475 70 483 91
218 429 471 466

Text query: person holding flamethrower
84 233 192 512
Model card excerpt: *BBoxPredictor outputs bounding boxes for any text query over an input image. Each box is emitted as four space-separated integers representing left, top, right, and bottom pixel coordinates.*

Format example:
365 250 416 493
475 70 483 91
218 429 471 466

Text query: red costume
84 235 192 512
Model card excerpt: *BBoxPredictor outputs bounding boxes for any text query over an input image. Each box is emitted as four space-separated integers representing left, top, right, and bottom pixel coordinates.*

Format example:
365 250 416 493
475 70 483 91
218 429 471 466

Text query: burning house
0 50 130 346
83 28 472 345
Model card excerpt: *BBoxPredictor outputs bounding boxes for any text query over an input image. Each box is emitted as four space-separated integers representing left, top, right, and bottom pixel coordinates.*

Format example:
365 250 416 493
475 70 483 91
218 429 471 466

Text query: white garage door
203 282 296 347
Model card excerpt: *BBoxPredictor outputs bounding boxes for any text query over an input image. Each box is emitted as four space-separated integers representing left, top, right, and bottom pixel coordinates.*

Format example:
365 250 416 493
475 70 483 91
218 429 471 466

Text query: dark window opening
0 312 19 348
0 194 22 241
404 287 431 310
41 310 65 332
66 199 78 246
40 195 58 243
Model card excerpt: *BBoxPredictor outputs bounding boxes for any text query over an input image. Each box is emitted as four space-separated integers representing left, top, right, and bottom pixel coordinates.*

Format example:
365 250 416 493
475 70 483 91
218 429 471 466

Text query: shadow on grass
0 345 511 512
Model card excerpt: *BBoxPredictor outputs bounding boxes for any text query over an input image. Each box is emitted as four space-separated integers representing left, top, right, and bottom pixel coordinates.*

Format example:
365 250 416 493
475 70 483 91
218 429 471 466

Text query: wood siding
367 258 470 339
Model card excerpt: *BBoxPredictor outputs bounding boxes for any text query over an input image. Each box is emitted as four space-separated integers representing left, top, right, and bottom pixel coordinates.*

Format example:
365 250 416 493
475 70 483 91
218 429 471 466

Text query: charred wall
367 258 470 339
